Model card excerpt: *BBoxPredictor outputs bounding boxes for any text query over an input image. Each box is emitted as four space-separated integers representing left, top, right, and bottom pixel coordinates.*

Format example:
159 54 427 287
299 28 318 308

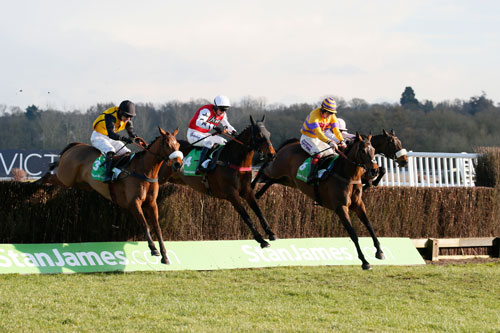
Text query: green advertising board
0 238 424 274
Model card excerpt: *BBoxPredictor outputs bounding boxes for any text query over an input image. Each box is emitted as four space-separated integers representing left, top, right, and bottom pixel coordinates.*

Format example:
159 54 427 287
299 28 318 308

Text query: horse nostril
173 162 181 171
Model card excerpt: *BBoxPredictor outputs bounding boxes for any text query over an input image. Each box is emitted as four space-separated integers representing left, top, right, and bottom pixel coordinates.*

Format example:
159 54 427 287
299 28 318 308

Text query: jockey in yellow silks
300 97 347 183
91 100 140 182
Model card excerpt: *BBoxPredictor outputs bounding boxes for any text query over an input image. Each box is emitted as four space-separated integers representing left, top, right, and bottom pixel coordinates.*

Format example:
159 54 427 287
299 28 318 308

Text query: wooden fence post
425 238 439 261
493 238 500 258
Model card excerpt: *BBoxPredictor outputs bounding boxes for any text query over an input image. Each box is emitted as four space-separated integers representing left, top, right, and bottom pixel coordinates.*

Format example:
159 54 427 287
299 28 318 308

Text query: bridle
132 136 183 166
221 122 274 155
342 138 377 170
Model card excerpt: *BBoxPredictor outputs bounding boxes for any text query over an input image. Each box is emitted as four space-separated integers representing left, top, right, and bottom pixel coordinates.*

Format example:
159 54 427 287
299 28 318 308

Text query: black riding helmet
118 100 136 118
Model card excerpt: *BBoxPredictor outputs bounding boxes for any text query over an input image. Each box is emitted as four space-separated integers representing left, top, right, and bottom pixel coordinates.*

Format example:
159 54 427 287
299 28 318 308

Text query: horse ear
391 129 396 135
158 126 167 136
356 131 362 140
250 115 255 126
261 114 266 122
368 132 372 141
172 128 179 136
383 129 389 136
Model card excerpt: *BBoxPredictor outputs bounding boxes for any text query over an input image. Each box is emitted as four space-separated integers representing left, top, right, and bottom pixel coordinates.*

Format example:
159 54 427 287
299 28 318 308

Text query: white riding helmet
214 95 231 108
337 118 347 132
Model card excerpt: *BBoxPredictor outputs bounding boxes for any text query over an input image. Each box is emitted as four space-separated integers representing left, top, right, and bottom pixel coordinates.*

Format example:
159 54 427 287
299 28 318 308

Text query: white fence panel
376 152 478 187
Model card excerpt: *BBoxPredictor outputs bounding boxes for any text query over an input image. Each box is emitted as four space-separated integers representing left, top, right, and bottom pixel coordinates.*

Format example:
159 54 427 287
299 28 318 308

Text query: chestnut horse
252 133 383 270
43 127 183 265
158 116 277 248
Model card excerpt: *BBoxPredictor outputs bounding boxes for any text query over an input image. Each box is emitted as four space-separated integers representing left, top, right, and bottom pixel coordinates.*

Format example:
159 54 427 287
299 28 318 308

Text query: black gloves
213 126 223 134
121 136 133 144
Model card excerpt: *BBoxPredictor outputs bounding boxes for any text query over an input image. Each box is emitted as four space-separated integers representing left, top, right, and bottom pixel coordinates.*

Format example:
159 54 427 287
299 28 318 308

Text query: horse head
377 129 408 167
347 132 379 178
151 127 183 171
238 115 276 162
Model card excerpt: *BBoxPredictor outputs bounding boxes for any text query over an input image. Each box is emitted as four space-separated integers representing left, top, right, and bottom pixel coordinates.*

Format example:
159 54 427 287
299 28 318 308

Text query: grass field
1 262 499 332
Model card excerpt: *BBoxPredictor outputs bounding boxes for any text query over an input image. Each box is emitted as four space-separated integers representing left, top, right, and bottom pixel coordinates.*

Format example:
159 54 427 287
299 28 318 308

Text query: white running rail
376 152 478 187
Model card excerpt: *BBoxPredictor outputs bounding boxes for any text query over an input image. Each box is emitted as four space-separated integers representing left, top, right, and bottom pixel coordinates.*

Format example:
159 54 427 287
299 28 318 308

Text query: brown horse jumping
253 133 383 270
158 116 277 248
42 127 183 264
253 129 408 196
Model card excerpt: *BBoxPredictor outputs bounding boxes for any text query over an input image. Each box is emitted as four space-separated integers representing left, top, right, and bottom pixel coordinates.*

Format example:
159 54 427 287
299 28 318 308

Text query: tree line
1 88 499 153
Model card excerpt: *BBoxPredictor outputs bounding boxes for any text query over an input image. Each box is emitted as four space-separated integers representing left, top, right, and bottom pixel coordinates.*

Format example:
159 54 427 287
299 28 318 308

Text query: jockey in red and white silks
187 95 236 149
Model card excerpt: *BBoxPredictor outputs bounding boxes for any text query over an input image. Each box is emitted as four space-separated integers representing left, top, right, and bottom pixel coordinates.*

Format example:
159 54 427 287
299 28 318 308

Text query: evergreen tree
400 87 419 108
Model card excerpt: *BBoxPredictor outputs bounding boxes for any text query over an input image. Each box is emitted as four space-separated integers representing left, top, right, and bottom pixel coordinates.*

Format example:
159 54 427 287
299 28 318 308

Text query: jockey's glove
326 140 338 149
121 136 133 144
213 126 223 134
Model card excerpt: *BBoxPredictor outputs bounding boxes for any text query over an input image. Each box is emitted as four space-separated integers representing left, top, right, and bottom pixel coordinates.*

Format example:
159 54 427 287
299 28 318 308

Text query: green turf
1 263 499 332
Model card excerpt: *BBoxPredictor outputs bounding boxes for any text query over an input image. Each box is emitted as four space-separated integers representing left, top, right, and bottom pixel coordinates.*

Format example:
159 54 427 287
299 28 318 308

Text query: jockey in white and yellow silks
300 97 347 183
91 100 140 182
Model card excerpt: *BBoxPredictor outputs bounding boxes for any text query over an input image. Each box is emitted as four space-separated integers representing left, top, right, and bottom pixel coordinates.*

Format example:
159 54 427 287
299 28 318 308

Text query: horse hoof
260 241 270 248
161 257 170 265
151 250 161 256
376 252 386 260
269 234 277 241
362 263 372 270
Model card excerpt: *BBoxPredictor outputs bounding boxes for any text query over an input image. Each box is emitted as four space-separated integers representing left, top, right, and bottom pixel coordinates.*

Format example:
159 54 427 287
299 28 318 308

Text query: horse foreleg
251 162 268 189
335 205 371 270
129 201 164 262
351 201 385 260
143 201 170 265
227 193 270 248
371 166 386 187
243 192 277 241
255 180 275 199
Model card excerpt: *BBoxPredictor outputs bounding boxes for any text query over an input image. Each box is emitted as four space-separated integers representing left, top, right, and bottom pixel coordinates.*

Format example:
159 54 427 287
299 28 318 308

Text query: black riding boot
103 151 115 183
196 147 210 175
306 155 320 184
207 146 223 173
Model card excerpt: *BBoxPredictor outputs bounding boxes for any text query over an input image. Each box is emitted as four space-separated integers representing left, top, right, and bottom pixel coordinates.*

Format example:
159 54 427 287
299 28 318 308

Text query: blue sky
1 0 499 111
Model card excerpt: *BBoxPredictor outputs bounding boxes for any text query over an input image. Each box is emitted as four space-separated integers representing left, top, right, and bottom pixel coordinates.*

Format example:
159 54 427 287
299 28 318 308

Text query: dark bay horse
158 116 277 248
41 127 183 265
366 129 408 187
252 133 383 270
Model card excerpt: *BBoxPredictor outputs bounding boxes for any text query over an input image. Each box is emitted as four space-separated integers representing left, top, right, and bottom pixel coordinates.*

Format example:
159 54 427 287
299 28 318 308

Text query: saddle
91 153 134 182
296 155 338 183
183 145 224 176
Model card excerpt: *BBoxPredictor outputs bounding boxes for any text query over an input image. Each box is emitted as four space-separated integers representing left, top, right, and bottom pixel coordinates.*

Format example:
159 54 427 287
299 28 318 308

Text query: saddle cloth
296 155 338 182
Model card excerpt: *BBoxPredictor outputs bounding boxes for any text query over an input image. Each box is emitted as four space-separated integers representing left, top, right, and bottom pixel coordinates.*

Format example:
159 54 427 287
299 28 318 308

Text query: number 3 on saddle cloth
91 153 135 182
296 155 339 182
182 146 223 177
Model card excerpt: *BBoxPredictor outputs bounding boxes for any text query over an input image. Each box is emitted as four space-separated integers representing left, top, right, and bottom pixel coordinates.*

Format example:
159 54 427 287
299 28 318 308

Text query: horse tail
277 138 299 151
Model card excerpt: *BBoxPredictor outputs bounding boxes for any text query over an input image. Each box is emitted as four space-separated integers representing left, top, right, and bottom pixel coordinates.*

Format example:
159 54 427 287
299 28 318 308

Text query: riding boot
103 151 115 183
321 153 339 181
207 146 223 173
306 155 321 184
196 147 210 175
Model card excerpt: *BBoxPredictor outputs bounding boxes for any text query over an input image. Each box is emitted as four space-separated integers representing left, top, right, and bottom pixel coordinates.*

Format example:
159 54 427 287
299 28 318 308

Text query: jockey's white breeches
187 128 227 148
300 134 336 158
90 131 131 156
